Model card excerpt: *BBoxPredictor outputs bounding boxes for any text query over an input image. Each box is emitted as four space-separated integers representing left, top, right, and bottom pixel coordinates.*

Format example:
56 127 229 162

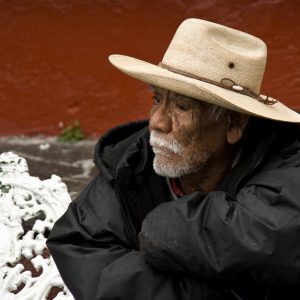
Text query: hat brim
109 54 300 123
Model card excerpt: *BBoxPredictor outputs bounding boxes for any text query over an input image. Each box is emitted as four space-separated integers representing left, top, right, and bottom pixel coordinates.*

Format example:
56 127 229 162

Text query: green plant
58 120 85 142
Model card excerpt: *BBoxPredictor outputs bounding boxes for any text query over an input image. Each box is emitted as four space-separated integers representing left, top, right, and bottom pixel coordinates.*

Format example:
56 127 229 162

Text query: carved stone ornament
0 152 74 300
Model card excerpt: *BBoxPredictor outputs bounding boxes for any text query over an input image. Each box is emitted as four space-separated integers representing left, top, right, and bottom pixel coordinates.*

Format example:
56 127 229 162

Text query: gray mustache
150 131 183 155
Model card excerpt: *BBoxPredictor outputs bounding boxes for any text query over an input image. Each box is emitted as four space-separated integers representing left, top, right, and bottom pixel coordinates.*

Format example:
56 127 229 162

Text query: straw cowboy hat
109 18 300 123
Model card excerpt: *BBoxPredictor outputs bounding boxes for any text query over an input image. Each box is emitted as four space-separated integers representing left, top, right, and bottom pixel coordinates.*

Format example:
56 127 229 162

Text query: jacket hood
94 120 151 181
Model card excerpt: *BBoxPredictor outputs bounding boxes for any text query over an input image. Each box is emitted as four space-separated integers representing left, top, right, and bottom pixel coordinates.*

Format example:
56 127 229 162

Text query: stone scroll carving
0 152 74 300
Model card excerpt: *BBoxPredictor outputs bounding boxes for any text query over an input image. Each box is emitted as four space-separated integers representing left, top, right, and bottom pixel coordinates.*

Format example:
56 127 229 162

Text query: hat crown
162 19 267 93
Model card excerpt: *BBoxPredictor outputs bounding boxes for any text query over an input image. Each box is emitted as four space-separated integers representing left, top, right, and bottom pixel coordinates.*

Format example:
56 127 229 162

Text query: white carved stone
0 152 74 300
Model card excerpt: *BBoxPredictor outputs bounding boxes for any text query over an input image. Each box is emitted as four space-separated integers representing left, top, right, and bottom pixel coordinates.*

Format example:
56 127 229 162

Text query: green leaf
57 120 85 142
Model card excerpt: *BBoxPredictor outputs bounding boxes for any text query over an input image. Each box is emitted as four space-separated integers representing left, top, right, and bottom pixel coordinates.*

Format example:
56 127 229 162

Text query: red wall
0 0 299 137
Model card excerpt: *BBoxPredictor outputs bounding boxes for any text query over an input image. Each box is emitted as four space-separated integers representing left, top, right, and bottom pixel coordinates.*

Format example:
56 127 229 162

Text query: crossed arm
47 162 300 299
139 166 300 285
47 175 223 300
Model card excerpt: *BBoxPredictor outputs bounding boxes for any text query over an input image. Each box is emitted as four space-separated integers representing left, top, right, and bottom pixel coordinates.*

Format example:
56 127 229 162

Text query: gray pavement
0 136 98 199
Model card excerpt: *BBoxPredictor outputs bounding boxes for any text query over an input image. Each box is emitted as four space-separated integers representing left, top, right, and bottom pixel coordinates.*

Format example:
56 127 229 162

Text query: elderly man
47 19 300 299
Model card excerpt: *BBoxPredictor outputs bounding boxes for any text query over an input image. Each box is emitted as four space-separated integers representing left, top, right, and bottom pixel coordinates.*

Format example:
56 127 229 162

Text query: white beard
152 155 204 178
150 131 210 178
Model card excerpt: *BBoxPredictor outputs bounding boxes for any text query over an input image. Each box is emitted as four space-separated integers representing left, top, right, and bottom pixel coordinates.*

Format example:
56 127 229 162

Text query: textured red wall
0 0 299 136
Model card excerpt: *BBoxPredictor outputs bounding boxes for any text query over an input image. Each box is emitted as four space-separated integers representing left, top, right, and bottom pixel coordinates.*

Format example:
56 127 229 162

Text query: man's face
149 86 228 178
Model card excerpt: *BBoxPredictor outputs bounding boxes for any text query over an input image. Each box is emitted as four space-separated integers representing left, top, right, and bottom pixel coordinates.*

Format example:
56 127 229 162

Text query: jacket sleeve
139 164 300 285
46 175 223 300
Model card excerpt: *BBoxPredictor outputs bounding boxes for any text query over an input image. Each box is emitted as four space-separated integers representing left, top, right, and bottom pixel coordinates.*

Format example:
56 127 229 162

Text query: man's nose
149 103 172 134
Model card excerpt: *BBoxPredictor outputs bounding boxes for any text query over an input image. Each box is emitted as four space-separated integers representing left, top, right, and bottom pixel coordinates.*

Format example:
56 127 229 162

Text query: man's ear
226 113 250 145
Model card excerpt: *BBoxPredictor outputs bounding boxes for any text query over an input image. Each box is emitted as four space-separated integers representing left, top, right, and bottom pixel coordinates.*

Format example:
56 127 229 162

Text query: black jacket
47 118 300 300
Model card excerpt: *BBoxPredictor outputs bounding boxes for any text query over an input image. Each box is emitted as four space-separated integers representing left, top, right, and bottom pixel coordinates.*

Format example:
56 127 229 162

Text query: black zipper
114 178 140 250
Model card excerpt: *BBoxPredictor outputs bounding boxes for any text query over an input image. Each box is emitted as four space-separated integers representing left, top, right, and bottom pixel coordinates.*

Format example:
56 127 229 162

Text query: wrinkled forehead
150 84 191 99
149 85 210 108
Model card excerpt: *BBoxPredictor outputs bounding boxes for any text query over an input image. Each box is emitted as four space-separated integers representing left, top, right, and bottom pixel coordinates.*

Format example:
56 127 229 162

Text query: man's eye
152 95 161 104
176 104 190 111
